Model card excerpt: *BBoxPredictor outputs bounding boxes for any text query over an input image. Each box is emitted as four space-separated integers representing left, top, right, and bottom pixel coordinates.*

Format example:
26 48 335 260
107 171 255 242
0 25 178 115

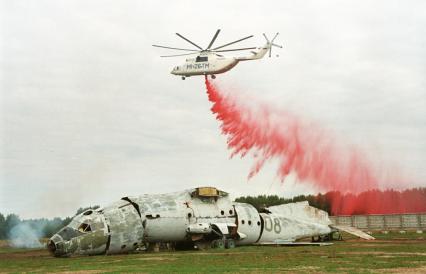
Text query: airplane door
234 203 262 245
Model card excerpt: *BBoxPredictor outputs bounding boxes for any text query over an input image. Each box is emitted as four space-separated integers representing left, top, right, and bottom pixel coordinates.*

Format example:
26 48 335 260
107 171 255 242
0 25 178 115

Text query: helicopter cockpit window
196 56 208 62
78 223 92 233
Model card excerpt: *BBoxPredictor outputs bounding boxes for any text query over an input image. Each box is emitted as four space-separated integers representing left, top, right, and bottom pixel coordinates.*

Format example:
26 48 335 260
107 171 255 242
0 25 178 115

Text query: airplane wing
331 225 375 240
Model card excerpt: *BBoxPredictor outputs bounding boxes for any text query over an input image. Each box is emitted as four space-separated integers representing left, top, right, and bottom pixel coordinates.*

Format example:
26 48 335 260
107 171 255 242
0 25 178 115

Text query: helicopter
153 29 282 80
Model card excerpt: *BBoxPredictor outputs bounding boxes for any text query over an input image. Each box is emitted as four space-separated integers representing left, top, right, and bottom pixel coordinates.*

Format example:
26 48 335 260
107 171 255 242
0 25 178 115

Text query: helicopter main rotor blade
214 47 257 52
212 35 253 50
176 33 203 50
160 52 199 58
152 45 199 52
206 29 221 50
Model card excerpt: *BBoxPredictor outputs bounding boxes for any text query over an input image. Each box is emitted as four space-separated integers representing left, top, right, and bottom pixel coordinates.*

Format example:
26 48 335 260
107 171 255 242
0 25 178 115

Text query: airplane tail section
266 201 332 226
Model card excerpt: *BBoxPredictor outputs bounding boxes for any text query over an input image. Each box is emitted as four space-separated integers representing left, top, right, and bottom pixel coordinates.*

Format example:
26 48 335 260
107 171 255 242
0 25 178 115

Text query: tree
5 214 21 237
0 213 6 239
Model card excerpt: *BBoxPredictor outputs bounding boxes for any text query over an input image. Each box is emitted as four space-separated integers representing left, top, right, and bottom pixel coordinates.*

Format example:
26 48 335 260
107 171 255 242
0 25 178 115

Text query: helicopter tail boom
236 33 282 61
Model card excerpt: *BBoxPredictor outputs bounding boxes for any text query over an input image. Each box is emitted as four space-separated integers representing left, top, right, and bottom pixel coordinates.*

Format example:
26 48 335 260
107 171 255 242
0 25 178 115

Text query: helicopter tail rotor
263 32 283 57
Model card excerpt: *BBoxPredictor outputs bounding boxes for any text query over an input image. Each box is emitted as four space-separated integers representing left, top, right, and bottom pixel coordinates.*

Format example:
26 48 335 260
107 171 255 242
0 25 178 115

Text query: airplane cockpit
47 209 109 257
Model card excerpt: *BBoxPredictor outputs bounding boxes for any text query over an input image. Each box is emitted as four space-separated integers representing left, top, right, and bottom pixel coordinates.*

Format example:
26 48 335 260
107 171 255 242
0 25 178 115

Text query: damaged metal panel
144 217 188 242
258 213 332 243
103 199 144 254
257 201 332 243
266 201 331 226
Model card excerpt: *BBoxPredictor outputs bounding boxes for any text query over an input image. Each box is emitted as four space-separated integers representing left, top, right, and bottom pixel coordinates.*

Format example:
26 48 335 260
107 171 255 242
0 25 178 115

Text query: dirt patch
52 271 103 274
346 239 426 244
342 251 426 256
0 240 11 248
137 256 176 261
375 266 426 273
0 248 51 259
195 251 258 255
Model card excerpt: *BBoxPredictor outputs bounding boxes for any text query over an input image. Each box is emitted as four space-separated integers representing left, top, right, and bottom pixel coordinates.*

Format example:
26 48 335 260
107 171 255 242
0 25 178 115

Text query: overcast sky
1 0 425 219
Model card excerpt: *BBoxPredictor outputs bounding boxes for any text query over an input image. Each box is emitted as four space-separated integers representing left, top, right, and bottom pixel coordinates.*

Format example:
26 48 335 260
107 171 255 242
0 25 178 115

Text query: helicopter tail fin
263 33 283 57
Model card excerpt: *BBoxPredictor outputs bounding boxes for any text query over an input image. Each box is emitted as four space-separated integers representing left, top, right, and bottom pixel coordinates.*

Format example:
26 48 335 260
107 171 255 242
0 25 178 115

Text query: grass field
1 232 425 273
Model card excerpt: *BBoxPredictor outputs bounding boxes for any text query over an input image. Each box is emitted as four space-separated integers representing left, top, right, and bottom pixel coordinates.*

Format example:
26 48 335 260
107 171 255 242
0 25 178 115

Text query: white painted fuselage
171 44 270 77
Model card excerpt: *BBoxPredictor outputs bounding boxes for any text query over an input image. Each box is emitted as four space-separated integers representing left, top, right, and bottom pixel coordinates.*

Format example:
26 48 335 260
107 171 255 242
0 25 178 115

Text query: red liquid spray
205 77 426 215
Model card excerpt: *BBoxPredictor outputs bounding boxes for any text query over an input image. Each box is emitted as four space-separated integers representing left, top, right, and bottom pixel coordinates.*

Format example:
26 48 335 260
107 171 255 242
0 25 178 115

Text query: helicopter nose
171 66 180 75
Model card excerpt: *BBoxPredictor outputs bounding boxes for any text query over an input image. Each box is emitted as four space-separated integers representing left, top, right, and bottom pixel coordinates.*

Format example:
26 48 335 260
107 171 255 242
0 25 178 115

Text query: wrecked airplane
47 187 373 257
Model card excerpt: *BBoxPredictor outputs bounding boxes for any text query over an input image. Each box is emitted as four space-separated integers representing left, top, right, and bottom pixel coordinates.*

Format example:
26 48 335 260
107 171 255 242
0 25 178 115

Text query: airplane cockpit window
58 226 83 241
78 223 92 233
196 56 208 62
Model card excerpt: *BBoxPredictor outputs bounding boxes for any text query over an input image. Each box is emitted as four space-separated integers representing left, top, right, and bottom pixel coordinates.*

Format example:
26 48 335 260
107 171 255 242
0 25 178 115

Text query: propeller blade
214 47 257 52
212 35 254 50
272 43 283 48
160 52 199 58
206 29 221 50
269 48 272 58
176 33 203 50
152 45 200 52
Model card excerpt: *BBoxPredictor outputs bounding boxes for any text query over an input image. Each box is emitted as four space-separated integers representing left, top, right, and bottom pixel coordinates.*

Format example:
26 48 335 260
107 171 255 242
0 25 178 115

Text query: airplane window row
220 209 233 216
241 220 261 226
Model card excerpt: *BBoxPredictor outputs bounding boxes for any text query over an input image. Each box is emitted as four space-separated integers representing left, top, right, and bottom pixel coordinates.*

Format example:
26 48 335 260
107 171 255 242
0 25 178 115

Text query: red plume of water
204 77 426 215
327 188 426 215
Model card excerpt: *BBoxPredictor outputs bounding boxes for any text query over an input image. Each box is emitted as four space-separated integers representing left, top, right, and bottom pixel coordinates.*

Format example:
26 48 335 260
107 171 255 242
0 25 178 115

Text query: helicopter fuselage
154 30 282 79
171 54 239 77
171 45 269 79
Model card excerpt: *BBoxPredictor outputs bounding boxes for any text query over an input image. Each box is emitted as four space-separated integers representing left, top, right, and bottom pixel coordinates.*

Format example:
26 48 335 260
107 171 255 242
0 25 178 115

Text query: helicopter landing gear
181 76 186 80
211 75 216 79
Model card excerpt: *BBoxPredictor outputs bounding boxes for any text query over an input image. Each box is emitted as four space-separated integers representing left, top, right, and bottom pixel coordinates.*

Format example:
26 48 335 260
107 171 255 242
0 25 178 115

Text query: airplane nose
47 234 67 257
47 239 57 253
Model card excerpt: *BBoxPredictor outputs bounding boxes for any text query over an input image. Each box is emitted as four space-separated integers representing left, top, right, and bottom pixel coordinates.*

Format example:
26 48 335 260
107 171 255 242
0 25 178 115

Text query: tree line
0 205 99 240
235 187 426 215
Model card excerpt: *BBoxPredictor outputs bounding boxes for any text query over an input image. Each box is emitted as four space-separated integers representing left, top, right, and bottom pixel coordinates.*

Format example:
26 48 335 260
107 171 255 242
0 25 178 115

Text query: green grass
0 232 425 273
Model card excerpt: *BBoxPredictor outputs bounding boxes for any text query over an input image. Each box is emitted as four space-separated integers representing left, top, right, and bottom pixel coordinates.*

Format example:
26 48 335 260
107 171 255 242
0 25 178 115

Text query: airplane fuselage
47 187 332 257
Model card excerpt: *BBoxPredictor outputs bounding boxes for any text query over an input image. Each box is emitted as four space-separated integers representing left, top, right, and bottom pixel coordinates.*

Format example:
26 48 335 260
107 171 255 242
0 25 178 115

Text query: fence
330 213 426 231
